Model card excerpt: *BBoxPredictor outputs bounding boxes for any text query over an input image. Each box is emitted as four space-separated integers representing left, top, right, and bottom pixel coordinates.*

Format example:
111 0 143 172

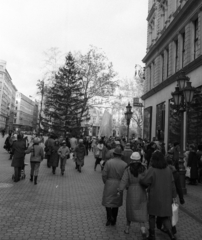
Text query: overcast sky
0 0 148 97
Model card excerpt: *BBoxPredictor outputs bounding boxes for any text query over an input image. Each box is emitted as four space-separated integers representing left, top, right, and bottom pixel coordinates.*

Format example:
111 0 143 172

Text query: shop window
143 107 152 141
168 99 181 147
187 86 202 146
156 102 165 141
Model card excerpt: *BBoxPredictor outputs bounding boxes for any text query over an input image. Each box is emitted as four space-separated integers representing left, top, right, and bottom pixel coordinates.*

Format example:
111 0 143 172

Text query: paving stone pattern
0 136 202 240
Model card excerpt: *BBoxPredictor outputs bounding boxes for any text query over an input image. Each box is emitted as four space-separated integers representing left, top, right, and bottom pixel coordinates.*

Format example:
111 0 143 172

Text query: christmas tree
44 52 89 136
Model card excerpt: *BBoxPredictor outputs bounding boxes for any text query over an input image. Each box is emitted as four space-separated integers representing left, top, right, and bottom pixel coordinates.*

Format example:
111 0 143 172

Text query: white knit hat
130 152 141 161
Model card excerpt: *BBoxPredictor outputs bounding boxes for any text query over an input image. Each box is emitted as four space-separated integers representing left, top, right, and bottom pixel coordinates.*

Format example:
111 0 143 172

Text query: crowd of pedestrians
2 131 202 239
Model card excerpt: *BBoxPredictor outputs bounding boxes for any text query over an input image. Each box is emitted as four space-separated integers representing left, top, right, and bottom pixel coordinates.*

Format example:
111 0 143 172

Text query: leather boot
167 230 176 240
34 176 38 185
147 230 155 240
30 175 33 182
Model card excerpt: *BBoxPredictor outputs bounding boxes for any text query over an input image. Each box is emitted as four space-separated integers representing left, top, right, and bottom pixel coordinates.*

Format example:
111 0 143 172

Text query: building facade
0 60 17 131
14 92 39 132
142 0 202 148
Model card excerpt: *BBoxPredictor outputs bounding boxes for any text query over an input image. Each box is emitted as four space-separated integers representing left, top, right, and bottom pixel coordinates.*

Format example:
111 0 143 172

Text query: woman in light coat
25 137 44 185
118 152 147 239
102 146 127 226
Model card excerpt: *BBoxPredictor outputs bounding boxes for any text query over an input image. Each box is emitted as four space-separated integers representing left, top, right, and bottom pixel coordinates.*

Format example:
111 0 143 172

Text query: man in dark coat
11 134 26 182
188 145 199 185
102 146 127 226
139 151 177 240
122 143 133 165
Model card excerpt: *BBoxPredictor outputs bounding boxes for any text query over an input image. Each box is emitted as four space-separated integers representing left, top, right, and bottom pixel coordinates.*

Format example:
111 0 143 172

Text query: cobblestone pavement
0 136 202 240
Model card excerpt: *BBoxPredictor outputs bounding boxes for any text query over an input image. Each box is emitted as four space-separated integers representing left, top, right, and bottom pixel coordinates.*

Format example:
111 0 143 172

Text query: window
166 48 169 78
0 73 3 78
175 39 178 72
161 54 164 81
182 32 185 67
156 102 165 141
194 18 199 59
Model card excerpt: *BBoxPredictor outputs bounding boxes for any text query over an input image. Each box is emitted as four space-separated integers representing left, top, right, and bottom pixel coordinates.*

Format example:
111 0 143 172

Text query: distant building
0 60 17 131
14 92 39 132
142 0 202 148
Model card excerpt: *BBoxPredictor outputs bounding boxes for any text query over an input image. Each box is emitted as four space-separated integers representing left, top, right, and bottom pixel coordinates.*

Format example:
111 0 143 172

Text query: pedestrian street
0 139 202 240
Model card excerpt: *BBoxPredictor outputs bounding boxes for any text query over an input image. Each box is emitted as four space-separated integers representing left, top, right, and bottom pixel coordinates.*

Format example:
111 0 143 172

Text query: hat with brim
113 146 122 156
79 139 83 143
130 152 141 162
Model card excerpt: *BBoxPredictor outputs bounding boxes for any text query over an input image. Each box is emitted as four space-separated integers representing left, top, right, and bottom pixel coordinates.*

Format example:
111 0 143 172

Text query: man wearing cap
58 140 70 175
25 137 44 185
102 146 127 226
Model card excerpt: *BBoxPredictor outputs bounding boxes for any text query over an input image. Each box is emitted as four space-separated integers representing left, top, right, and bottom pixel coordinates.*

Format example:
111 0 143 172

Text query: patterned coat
119 168 148 222
75 144 86 167
102 157 127 207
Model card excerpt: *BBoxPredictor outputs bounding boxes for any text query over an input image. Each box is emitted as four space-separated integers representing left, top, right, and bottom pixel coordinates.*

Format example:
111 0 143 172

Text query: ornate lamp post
125 103 133 143
171 71 195 194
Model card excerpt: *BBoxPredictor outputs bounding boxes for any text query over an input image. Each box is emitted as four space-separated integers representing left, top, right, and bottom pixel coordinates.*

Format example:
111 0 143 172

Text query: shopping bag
185 167 191 178
172 203 179 226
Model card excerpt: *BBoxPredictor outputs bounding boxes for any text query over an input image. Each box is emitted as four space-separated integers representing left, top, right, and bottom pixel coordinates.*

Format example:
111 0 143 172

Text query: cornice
141 55 202 100
147 3 156 21
142 0 201 63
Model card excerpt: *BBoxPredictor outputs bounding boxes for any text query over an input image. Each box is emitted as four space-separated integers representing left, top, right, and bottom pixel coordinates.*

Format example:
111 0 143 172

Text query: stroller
12 163 28 181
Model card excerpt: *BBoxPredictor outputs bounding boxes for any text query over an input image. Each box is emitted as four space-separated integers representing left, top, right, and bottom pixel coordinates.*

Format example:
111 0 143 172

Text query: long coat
49 144 60 167
139 166 176 217
102 157 127 208
119 168 148 222
122 148 133 165
188 151 198 179
11 140 26 168
75 144 86 166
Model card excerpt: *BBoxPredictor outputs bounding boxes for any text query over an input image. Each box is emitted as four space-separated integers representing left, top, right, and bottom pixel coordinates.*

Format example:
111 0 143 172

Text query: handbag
172 203 179 226
185 167 191 178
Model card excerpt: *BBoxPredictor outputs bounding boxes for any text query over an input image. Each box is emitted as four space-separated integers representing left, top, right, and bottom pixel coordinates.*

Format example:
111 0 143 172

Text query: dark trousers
47 155 50 167
151 215 172 232
106 207 119 223
14 167 21 181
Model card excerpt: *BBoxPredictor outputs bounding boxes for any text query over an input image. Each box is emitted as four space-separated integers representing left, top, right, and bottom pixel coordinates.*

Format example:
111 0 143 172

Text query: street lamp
171 71 195 194
125 103 133 143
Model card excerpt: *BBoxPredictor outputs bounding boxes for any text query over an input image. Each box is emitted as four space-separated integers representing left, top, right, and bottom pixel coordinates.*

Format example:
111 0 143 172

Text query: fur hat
113 146 122 156
33 137 40 144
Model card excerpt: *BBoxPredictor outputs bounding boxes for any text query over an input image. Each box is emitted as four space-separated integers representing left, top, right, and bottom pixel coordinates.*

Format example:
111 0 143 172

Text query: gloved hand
180 199 185 205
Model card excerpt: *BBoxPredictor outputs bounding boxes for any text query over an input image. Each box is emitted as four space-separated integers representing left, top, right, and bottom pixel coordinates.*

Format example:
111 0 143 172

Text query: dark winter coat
188 151 198 179
169 165 184 203
49 144 60 167
45 138 55 155
102 157 127 207
139 166 177 217
75 144 86 166
122 148 133 165
11 140 26 168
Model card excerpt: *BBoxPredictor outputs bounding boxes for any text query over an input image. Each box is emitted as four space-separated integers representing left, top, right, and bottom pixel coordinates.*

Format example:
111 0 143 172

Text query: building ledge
141 55 202 100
